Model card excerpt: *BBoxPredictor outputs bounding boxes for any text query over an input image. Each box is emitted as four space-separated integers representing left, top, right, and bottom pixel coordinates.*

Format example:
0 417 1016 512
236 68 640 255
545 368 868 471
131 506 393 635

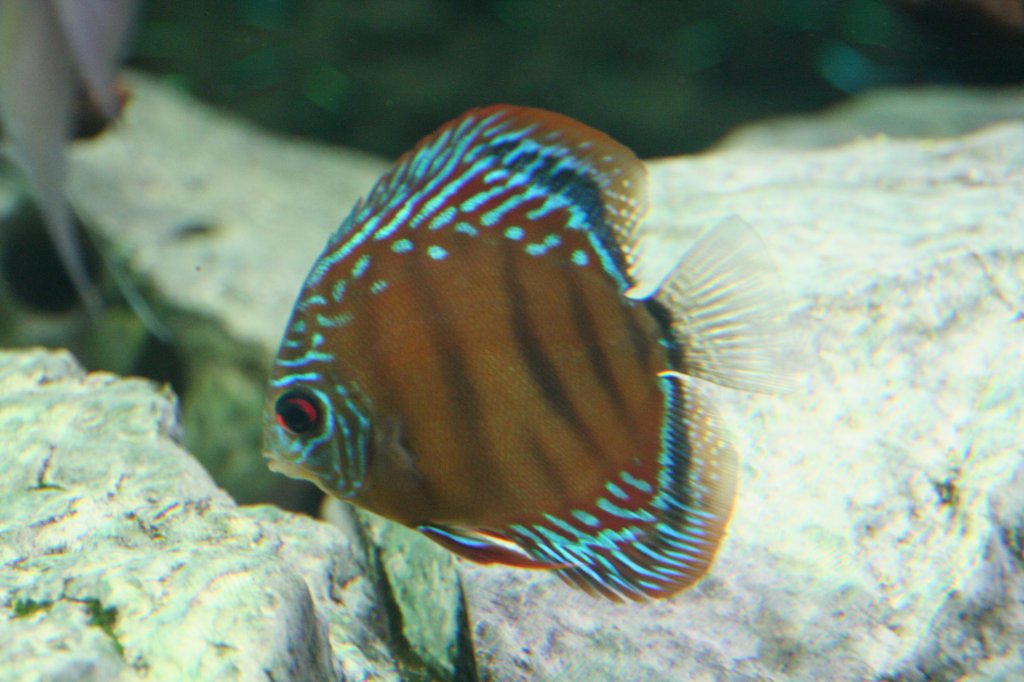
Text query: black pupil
275 391 320 435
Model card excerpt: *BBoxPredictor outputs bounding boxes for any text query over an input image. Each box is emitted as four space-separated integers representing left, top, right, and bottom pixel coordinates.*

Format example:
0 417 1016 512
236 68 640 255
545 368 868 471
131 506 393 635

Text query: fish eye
275 390 322 436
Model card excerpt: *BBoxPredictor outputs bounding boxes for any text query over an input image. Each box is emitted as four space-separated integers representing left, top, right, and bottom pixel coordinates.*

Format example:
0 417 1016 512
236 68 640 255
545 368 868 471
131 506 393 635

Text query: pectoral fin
626 215 796 393
418 523 570 569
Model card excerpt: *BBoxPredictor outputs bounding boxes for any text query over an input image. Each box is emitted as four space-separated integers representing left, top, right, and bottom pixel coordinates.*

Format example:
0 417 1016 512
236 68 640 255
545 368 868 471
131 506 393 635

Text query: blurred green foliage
128 0 1024 160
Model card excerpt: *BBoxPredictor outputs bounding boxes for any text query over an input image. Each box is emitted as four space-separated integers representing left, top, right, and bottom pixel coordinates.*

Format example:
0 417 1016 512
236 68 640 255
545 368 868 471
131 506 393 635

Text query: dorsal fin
475 105 649 279
330 105 649 290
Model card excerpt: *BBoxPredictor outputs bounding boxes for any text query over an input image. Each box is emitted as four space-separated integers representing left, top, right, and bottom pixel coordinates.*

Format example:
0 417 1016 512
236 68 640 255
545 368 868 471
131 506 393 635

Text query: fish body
265 105 783 600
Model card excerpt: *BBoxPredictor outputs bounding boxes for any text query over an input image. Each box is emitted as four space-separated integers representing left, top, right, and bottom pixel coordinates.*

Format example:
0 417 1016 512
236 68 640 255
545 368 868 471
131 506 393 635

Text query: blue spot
461 185 506 213
483 168 509 183
298 294 327 312
331 278 347 303
484 186 544 227
351 254 371 279
605 481 629 500
621 471 653 494
370 279 389 294
504 226 524 241
427 245 448 260
276 350 334 368
454 222 479 237
270 371 320 388
307 241 348 287
392 238 414 253
572 510 601 527
316 312 353 328
524 232 563 257
596 497 656 522
571 249 589 266
429 206 457 230
526 195 568 221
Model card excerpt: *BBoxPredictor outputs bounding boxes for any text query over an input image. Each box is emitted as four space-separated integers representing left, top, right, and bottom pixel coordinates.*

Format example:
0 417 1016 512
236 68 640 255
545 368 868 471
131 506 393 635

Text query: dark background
127 0 1024 160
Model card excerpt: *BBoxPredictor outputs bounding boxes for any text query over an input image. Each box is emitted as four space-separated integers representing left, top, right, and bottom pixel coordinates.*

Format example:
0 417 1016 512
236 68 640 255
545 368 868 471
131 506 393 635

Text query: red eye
275 391 321 435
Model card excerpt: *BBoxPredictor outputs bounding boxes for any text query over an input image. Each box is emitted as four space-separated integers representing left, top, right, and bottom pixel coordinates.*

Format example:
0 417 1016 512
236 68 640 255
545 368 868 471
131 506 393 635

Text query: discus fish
264 105 784 601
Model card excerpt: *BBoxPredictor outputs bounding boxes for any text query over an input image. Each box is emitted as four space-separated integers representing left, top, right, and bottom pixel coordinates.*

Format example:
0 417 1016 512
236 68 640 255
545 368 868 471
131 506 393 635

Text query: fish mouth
262 450 322 486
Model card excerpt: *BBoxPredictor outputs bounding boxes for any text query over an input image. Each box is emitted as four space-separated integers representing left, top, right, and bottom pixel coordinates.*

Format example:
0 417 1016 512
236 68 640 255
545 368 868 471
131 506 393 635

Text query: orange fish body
265 106 782 600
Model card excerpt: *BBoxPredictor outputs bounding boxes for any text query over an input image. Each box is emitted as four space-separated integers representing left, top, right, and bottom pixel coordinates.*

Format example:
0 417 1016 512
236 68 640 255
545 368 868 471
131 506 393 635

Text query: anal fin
501 370 740 601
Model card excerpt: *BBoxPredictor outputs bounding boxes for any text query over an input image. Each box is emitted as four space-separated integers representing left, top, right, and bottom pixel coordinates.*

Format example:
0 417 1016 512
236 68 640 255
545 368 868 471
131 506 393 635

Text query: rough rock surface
0 348 402 681
12 74 1015 681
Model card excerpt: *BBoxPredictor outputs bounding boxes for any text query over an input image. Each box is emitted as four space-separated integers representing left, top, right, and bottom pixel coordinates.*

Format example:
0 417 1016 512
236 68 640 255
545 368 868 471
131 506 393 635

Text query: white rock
0 348 401 681
62 75 1024 681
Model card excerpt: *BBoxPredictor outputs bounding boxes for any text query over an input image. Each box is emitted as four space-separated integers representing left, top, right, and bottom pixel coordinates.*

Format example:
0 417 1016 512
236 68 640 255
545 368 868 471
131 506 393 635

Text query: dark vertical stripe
336 258 443 508
499 247 611 466
405 246 506 490
562 266 635 426
349 273 403 423
623 300 657 369
643 297 683 368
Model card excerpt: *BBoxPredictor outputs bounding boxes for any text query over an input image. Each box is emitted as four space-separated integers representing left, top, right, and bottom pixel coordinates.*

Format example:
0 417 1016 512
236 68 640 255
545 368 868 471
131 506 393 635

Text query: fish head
263 341 374 500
